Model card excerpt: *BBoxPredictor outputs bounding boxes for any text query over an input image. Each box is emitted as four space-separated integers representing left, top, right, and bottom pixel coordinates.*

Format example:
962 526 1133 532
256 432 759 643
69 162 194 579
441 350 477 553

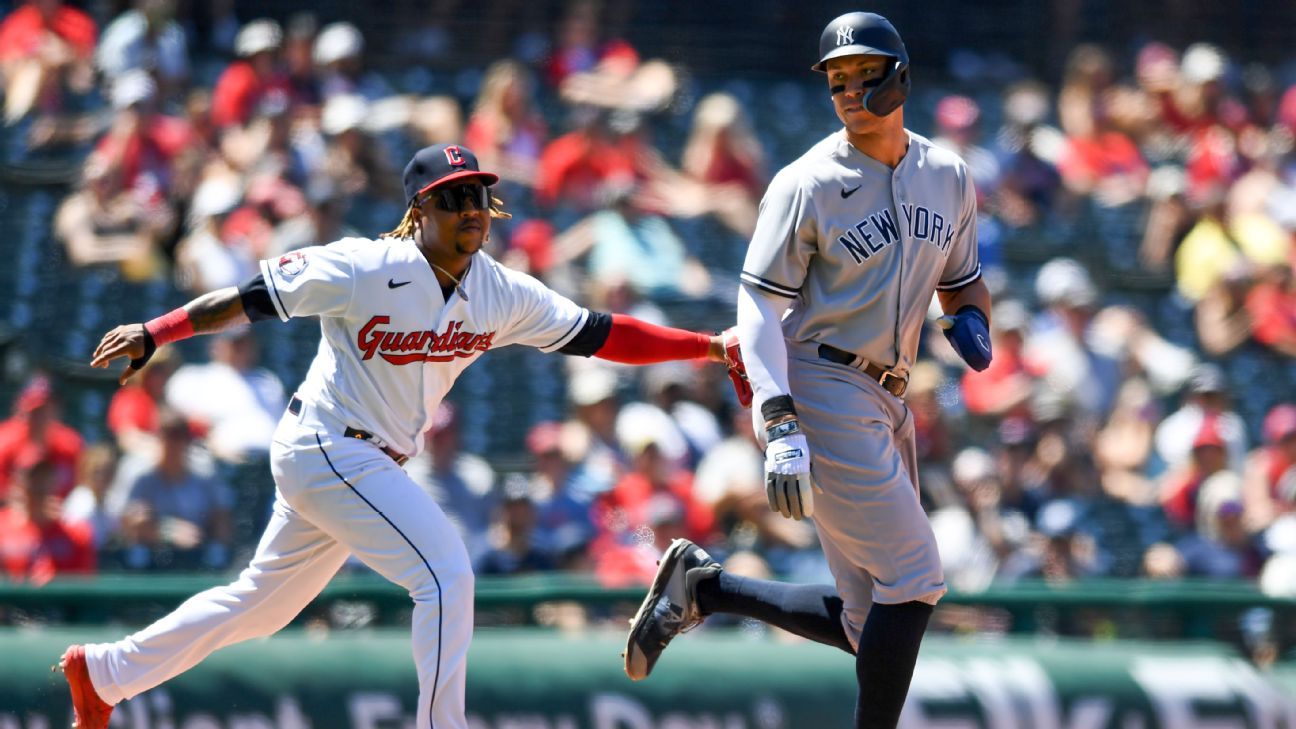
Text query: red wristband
144 308 195 346
595 314 710 365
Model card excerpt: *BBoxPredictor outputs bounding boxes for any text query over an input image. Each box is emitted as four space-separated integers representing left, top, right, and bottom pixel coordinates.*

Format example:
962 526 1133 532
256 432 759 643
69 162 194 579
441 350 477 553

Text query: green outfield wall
2 629 1294 728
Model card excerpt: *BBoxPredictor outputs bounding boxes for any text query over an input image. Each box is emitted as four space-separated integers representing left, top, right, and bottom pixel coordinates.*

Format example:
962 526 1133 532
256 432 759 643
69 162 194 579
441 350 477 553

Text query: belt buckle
878 370 908 398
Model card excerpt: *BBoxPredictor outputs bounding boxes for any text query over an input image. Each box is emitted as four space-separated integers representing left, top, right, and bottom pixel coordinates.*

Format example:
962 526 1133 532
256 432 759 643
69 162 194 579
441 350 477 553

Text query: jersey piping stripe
539 308 588 351
314 433 443 729
739 272 799 298
260 260 290 321
936 264 982 291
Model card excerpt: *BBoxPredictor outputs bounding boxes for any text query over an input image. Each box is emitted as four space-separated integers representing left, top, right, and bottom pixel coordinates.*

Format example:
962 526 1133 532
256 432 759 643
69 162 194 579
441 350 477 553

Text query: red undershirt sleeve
593 313 711 364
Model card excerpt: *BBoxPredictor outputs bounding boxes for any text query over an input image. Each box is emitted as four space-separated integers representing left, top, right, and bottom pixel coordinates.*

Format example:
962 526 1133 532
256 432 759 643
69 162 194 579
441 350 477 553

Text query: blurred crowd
0 0 1294 617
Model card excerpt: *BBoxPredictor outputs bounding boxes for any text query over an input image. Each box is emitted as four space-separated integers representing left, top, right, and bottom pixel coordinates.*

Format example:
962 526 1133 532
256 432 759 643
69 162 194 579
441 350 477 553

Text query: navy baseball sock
695 570 853 654
853 601 933 729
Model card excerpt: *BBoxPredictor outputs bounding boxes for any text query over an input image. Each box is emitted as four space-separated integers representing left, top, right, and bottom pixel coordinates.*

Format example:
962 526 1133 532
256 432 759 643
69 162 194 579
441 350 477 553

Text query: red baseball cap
1193 415 1226 450
13 375 53 415
1264 404 1296 444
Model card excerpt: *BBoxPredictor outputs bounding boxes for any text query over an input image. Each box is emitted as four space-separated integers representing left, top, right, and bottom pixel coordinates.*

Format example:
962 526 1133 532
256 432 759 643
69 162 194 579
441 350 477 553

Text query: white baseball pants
85 399 474 729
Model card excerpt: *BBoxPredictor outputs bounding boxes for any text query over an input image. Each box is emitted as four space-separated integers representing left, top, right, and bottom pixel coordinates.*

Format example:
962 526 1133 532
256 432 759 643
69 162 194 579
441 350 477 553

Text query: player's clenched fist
764 418 814 521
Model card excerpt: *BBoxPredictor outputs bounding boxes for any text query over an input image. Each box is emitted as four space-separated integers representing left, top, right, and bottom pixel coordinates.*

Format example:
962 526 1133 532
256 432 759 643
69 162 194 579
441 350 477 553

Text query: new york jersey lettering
837 207 900 265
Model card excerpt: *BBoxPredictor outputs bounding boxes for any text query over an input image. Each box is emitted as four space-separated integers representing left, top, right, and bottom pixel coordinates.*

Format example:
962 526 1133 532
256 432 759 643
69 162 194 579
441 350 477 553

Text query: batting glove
936 306 993 372
764 420 814 521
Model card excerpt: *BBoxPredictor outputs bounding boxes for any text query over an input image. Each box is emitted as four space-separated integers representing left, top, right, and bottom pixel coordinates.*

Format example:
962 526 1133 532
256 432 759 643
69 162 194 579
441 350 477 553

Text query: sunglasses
423 183 490 213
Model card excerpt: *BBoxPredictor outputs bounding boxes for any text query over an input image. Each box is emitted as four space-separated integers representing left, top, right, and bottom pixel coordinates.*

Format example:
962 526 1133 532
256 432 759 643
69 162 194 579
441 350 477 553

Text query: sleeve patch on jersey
277 250 309 278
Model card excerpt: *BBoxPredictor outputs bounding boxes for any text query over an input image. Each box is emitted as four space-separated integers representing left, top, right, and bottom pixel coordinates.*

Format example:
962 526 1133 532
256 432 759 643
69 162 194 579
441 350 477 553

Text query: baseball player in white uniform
60 143 740 729
624 13 993 729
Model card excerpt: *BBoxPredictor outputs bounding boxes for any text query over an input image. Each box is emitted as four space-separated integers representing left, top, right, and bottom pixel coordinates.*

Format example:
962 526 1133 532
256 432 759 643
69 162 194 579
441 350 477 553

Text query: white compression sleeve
736 283 793 418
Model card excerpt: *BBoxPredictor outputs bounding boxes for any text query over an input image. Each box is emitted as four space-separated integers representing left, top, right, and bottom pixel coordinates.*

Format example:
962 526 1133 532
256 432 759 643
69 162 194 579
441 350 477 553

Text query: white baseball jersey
260 237 588 456
740 129 980 374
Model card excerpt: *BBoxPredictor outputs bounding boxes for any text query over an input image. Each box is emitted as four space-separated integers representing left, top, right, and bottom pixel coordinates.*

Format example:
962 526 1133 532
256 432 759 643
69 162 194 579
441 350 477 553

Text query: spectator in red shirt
1056 45 1148 206
1161 415 1230 528
1242 404 1296 531
592 429 714 549
0 0 96 123
535 109 657 211
92 69 195 205
0 375 82 503
1246 263 1296 357
107 346 179 457
962 300 1035 418
210 19 290 129
464 60 548 187
0 453 95 584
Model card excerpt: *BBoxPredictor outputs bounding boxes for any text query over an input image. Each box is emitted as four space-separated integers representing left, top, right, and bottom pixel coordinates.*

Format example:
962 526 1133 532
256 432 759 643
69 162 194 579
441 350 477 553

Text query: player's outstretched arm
588 313 727 365
90 286 250 385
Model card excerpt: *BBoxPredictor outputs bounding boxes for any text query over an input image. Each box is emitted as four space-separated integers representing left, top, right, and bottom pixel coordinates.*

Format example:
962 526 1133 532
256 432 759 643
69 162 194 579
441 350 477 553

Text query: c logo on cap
444 145 466 167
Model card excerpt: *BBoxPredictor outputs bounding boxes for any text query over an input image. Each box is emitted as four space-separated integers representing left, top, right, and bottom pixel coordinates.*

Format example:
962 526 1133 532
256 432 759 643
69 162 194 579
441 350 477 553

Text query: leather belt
288 396 410 466
816 344 909 398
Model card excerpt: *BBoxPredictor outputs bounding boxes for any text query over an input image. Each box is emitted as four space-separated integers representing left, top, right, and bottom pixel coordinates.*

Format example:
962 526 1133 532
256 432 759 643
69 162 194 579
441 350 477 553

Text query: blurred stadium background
1 0 1295 725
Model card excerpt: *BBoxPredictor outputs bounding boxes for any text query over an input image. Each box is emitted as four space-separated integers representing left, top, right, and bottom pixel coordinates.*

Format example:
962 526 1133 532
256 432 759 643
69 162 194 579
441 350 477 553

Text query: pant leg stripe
315 433 443 729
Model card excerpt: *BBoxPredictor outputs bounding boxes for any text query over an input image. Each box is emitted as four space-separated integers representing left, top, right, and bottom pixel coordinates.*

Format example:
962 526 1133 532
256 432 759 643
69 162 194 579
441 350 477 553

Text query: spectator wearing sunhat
173 173 245 294
1154 363 1247 472
1024 258 1121 422
211 19 290 129
563 365 627 498
0 375 83 503
314 21 391 102
96 0 189 101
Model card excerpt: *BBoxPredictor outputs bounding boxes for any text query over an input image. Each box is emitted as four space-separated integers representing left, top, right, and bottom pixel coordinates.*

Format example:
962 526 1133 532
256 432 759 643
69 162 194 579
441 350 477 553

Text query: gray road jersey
740 130 980 375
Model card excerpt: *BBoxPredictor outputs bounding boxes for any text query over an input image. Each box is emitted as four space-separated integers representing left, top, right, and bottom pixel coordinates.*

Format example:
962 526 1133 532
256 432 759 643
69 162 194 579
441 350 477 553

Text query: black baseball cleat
623 539 721 681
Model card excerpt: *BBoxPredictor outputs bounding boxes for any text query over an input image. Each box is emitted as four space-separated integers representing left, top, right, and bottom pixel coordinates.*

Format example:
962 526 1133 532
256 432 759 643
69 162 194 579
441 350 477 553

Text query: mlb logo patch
278 251 308 277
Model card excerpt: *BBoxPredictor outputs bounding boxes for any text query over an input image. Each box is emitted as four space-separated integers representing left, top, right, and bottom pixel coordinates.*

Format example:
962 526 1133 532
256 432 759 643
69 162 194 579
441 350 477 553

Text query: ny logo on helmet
836 24 853 46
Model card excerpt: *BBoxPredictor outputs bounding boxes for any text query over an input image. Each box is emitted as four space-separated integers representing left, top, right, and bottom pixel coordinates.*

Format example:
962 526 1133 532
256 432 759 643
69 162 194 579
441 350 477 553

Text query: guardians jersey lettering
356 317 496 364
259 237 587 456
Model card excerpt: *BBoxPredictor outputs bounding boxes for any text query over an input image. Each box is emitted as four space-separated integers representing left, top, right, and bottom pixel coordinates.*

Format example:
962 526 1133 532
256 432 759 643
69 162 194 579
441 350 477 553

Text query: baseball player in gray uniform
624 12 993 729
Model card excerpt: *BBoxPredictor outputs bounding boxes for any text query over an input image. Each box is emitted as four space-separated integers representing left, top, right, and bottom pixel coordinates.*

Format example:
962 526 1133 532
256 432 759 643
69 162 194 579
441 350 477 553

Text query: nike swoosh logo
388 279 411 289
841 185 861 199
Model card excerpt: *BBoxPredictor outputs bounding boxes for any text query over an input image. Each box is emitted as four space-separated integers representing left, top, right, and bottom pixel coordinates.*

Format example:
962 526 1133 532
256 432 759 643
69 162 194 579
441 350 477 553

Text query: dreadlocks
381 194 513 240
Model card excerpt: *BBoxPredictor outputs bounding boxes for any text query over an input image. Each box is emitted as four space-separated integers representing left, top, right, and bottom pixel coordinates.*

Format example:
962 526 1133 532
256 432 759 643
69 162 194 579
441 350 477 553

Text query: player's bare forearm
937 278 991 323
185 287 251 334
91 287 249 384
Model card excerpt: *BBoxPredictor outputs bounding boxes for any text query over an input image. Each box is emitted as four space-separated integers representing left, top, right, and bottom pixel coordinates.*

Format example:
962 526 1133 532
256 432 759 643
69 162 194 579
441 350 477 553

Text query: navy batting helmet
813 12 910 117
